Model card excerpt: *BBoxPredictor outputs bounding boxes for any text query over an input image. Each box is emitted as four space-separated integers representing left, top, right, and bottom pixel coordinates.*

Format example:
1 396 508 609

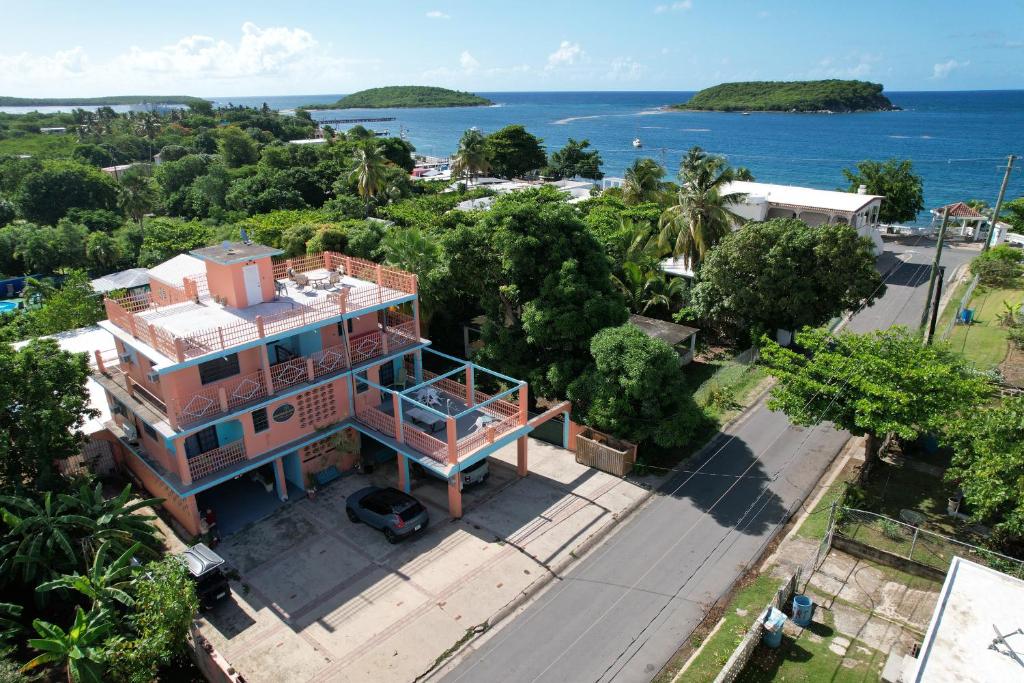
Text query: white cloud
608 57 644 81
459 51 479 72
655 1 692 13
425 10 450 19
0 23 375 96
546 41 584 70
932 58 968 79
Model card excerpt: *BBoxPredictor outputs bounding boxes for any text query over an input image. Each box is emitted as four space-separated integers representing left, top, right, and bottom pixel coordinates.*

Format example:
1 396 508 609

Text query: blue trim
154 293 417 375
562 412 571 448
401 364 466 395
422 347 524 386
450 425 533 473
273 458 287 500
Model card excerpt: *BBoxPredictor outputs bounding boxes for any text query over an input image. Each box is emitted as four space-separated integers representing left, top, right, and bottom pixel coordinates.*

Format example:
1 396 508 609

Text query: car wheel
346 507 360 523
384 528 398 544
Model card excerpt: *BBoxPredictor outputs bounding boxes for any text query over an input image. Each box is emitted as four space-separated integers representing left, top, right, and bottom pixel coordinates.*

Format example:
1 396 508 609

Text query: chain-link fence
829 506 1024 579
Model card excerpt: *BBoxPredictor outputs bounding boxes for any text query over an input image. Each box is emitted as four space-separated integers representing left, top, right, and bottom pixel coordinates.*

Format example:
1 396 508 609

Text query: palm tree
37 541 140 611
0 492 91 583
659 146 746 268
621 158 667 205
23 606 112 683
59 484 162 559
450 128 491 185
349 141 388 217
613 263 688 315
382 227 440 334
116 169 156 229
21 276 56 308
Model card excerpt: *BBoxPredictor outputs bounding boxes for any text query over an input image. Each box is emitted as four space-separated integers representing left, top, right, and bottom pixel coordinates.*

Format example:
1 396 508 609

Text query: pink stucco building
92 243 533 535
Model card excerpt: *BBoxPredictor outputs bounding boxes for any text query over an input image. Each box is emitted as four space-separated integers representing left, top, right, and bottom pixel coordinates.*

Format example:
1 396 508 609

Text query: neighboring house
662 180 886 278
90 268 151 297
930 201 989 240
886 556 1024 683
100 163 137 180
39 127 67 134
90 242 533 535
449 176 599 210
628 314 698 365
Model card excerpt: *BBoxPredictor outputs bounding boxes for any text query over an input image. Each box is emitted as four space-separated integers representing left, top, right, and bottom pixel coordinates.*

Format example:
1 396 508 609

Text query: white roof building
90 268 151 294
147 253 205 288
661 180 887 278
895 556 1024 682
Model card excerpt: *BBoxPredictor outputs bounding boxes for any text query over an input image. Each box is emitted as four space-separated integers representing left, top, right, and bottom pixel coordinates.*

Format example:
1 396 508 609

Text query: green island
0 95 209 107
303 85 493 110
672 79 899 112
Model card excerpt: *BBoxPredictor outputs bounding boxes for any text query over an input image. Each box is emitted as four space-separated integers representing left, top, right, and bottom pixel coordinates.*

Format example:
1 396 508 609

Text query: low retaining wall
832 534 947 582
711 571 801 683
189 625 246 683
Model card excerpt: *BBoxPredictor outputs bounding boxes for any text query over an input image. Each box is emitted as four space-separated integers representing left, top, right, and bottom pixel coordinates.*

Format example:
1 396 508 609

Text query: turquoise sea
8 91 1024 222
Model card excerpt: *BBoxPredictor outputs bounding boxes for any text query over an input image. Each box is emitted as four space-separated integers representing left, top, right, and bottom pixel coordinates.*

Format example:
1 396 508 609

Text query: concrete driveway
195 437 649 683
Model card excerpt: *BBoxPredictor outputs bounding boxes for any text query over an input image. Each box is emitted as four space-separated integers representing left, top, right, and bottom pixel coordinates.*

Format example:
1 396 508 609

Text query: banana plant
37 541 141 611
22 607 112 683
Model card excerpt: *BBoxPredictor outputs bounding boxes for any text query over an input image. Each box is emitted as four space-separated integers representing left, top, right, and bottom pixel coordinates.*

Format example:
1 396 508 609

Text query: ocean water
5 91 1022 221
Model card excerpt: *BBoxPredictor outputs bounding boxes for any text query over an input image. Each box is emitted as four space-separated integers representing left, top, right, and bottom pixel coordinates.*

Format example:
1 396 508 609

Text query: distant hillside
0 95 209 107
304 86 493 110
673 80 899 113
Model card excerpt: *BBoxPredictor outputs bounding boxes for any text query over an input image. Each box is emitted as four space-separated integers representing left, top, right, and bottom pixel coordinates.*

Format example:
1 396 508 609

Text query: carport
196 462 303 536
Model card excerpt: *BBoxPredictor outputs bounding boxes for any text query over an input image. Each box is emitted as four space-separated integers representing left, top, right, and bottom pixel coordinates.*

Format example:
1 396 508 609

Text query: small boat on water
632 138 642 148
741 112 751 116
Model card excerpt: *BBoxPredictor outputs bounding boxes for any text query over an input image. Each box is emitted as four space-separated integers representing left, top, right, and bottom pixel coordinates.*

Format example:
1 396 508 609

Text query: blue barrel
761 607 786 648
792 595 813 627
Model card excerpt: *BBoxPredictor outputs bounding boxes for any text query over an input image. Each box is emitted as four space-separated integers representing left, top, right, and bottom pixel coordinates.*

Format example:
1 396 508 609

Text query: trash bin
761 606 786 649
792 595 814 627
960 308 975 324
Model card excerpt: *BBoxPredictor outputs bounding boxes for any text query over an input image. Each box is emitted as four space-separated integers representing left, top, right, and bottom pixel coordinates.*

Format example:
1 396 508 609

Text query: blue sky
1 0 1022 96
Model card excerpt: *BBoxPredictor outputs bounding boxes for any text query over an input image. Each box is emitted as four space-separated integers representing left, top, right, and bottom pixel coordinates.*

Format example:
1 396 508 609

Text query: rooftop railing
103 251 417 363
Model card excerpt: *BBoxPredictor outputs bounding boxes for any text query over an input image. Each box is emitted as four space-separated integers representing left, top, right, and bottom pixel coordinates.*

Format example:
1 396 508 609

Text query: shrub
970 245 1024 286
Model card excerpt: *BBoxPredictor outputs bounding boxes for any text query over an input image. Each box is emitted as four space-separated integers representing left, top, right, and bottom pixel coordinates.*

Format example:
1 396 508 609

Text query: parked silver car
346 486 429 543
413 457 490 488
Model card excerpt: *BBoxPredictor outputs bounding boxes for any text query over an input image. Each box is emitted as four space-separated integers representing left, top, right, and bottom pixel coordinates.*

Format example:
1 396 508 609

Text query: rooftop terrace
102 252 417 368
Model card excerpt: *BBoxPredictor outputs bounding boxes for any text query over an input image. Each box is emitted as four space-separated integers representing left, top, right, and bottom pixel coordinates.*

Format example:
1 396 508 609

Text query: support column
397 453 410 493
447 477 463 518
562 412 571 449
517 435 528 477
259 345 275 396
273 457 288 501
465 365 475 406
414 350 423 383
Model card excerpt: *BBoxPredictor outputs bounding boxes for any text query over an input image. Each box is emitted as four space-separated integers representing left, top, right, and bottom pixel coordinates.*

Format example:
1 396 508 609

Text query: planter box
575 428 637 477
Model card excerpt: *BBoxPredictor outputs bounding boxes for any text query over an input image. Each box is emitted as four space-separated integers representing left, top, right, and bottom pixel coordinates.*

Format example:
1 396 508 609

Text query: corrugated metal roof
90 268 150 293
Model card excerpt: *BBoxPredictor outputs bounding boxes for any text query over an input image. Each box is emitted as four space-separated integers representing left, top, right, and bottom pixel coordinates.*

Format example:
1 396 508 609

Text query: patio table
406 407 445 433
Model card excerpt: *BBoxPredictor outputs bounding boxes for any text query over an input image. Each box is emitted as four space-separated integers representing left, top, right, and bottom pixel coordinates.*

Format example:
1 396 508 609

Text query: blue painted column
414 350 423 383
562 411 571 449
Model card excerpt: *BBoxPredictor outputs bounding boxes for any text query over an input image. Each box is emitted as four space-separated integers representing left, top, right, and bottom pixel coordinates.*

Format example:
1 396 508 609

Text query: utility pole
983 154 1017 251
920 207 950 335
926 266 946 344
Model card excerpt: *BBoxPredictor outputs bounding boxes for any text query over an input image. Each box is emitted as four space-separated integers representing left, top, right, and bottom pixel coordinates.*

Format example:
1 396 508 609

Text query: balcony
188 440 247 481
167 312 421 429
353 356 527 468
103 252 418 364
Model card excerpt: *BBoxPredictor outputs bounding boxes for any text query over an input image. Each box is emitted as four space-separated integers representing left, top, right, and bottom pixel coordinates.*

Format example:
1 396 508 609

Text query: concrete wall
122 449 201 536
833 534 947 582
205 257 275 308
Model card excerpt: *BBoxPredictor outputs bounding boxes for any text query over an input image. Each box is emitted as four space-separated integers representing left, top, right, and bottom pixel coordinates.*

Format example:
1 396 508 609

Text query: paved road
439 240 971 683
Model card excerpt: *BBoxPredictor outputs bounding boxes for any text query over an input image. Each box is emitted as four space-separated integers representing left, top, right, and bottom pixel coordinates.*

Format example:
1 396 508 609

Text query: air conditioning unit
146 371 160 383
119 353 132 363
111 404 125 416
122 423 139 443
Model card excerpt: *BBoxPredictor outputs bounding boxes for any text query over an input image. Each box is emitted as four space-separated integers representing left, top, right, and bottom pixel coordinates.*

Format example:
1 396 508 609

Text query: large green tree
1001 197 1024 233
545 138 603 180
0 339 95 493
463 188 628 399
692 219 883 332
16 162 118 226
659 146 745 267
568 324 697 447
217 126 259 168
945 396 1024 543
31 270 105 335
484 125 546 179
842 158 924 224
761 326 990 464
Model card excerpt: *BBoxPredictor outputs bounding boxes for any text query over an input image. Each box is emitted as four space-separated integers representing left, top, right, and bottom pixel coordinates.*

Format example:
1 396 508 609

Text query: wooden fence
574 427 637 477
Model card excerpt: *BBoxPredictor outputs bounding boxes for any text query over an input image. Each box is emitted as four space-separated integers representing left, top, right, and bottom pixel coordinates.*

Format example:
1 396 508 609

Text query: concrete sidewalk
194 437 649 683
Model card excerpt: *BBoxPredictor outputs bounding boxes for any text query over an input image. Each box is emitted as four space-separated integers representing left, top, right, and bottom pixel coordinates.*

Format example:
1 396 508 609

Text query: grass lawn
736 608 884 683
945 285 1024 370
667 574 781 683
0 132 76 157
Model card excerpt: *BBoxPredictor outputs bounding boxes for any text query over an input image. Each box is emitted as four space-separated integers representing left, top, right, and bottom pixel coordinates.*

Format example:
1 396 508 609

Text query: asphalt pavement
438 238 974 683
